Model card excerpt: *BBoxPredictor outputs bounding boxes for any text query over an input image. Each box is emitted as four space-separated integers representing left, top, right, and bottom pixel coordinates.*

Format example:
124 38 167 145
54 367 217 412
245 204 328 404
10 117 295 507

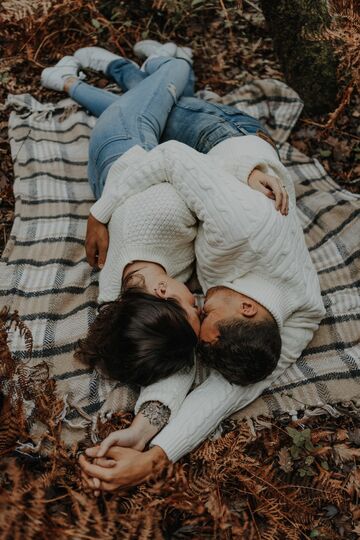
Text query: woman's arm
90 141 282 229
88 365 196 457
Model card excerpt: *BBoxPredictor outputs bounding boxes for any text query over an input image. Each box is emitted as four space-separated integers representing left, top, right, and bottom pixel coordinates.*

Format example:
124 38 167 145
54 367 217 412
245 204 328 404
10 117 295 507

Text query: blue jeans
70 57 271 198
70 57 192 198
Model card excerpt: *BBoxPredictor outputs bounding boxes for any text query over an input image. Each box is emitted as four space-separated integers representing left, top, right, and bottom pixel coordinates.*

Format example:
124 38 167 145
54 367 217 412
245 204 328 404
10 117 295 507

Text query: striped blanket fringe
1 79 360 448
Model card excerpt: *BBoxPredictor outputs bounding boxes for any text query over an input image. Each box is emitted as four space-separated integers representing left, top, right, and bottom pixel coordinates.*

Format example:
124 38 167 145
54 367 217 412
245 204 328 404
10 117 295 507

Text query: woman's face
125 265 201 336
158 277 201 336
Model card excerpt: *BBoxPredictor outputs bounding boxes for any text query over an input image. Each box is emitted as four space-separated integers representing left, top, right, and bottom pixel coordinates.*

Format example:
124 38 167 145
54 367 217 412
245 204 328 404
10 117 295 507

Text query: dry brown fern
321 0 360 88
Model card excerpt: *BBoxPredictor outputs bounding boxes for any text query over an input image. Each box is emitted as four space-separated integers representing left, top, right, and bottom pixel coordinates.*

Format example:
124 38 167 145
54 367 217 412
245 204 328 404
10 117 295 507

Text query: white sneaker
134 40 193 63
175 46 193 64
134 40 178 59
41 56 82 92
74 46 123 73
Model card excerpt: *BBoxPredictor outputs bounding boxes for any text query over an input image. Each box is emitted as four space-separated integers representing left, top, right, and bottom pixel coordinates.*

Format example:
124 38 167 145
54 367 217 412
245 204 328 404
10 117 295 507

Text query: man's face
200 287 270 342
200 287 242 342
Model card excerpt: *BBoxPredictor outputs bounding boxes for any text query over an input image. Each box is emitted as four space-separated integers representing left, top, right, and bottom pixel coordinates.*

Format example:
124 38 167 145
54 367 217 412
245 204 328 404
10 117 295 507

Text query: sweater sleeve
90 145 148 224
91 141 266 244
208 136 296 206
150 310 323 462
134 364 196 420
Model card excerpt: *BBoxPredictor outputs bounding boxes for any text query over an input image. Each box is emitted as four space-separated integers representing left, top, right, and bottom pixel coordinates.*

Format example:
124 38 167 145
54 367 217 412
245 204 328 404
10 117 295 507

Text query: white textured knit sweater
91 137 325 462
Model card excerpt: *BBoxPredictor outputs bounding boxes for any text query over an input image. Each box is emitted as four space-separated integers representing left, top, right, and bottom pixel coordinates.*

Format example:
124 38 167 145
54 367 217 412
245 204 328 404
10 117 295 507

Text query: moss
260 0 339 114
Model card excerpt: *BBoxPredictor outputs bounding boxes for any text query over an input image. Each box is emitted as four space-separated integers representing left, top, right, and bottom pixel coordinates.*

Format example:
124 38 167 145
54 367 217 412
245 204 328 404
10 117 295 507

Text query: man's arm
90 141 270 240
208 135 296 207
150 311 323 462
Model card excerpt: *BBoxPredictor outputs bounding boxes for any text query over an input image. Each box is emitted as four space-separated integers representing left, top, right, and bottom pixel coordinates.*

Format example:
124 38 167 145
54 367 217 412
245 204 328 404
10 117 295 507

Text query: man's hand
79 446 168 493
248 168 289 215
85 214 109 268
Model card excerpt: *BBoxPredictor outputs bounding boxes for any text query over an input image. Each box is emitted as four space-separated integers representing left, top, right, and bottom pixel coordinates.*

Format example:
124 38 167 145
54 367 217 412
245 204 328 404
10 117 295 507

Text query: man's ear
239 300 258 318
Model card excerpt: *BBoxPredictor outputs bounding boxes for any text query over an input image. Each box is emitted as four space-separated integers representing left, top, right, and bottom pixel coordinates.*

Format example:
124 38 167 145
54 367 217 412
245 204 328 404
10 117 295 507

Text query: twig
243 0 263 13
301 83 355 131
324 83 355 128
300 118 360 141
219 0 235 47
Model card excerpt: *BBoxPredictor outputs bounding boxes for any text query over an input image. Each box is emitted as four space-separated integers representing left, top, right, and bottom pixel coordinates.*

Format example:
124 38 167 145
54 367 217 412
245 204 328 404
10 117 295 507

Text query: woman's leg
106 57 195 96
67 52 195 120
69 81 120 117
88 56 191 198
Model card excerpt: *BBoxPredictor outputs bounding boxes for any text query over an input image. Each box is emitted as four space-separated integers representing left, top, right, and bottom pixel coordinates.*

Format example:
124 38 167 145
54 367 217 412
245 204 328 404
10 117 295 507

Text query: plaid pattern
1 79 360 445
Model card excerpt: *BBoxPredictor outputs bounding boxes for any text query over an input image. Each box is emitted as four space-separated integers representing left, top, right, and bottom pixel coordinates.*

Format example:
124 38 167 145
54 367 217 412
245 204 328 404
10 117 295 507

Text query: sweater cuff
150 431 194 463
235 156 269 185
90 195 117 224
134 365 196 420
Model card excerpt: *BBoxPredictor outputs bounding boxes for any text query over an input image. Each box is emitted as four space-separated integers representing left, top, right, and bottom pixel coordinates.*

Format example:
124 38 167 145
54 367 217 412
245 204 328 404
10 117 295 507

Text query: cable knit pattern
92 138 325 461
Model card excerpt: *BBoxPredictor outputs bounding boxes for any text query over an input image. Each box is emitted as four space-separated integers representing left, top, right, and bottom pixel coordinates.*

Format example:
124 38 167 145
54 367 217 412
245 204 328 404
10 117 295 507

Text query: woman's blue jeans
69 57 270 198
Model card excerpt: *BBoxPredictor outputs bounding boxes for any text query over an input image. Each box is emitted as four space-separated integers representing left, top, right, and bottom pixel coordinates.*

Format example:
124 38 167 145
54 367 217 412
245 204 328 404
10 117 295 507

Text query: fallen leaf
345 467 360 497
278 447 293 473
348 427 360 446
349 503 360 522
322 504 338 518
291 139 309 154
333 444 360 464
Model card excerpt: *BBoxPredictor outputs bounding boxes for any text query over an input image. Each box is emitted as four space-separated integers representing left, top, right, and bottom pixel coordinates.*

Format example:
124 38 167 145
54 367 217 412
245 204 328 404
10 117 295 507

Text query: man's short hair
197 318 281 385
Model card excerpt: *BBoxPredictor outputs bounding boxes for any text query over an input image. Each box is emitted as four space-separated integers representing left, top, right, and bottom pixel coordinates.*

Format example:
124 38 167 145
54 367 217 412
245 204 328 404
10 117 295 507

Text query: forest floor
0 1 359 539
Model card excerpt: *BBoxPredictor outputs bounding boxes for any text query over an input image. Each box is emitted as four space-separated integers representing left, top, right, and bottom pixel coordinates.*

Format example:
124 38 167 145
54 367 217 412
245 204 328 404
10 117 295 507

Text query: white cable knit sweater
91 137 325 462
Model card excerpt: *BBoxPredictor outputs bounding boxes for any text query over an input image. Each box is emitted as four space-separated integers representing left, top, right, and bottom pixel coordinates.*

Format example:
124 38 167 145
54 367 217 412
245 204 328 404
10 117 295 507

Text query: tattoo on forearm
138 401 171 429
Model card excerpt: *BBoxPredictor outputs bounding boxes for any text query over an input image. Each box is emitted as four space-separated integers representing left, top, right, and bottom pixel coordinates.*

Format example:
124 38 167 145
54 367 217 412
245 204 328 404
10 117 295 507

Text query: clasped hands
79 425 168 495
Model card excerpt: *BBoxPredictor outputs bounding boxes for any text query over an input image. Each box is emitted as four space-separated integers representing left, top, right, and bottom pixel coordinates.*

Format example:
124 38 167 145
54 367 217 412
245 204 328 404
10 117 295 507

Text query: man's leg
162 97 273 154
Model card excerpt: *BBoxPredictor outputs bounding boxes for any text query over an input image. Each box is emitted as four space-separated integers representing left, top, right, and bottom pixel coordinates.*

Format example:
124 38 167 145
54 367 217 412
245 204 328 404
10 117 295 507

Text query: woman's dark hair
197 318 281 386
75 286 197 387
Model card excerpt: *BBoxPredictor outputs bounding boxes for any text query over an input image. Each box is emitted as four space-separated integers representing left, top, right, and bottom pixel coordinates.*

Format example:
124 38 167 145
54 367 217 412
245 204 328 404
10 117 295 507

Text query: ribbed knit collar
220 273 295 329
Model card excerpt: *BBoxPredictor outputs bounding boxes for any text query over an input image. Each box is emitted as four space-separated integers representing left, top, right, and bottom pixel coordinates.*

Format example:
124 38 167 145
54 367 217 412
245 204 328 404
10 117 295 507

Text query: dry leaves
0 307 359 539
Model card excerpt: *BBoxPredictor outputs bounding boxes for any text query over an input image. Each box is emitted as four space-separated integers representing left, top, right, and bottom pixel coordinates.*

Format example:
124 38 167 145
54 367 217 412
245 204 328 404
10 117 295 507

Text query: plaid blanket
1 79 360 446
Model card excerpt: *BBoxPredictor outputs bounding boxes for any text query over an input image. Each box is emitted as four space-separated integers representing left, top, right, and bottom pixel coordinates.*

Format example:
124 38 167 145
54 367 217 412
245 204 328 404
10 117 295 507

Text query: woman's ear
153 281 168 298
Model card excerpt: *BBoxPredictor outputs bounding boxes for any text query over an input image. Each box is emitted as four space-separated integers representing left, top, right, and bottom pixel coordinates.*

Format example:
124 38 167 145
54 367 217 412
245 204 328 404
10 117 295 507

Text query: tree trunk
260 0 339 114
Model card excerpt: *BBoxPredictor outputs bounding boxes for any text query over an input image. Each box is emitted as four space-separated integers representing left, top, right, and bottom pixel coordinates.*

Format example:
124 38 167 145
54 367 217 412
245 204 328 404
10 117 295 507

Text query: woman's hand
87 409 165 459
79 446 168 493
85 214 109 268
88 427 147 458
248 168 289 215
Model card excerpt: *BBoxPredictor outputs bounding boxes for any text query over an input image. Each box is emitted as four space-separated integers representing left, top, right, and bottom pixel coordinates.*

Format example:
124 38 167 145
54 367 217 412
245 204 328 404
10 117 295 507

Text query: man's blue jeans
69 57 269 198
